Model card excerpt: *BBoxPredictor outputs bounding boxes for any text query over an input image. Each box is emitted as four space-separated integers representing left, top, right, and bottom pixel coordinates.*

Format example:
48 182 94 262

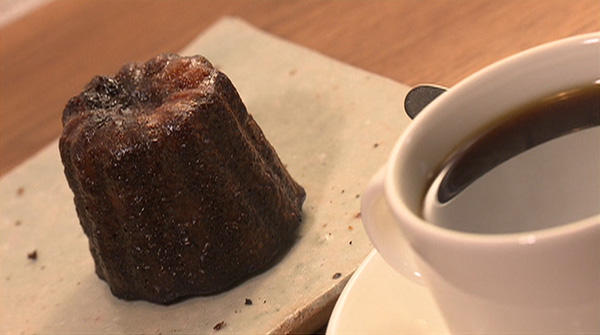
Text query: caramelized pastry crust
59 54 305 304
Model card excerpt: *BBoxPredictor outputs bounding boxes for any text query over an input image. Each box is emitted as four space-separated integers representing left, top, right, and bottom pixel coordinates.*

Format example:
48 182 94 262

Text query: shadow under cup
383 33 600 333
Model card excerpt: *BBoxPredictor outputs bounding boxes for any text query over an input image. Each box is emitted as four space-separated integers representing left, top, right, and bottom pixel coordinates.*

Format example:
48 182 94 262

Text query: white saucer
326 248 450 334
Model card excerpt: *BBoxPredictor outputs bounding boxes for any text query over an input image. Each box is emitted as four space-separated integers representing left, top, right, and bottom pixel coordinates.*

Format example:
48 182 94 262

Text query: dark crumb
354 212 362 219
355 194 360 199
15 220 21 226
263 300 267 304
373 143 379 148
213 321 226 331
349 240 353 245
27 250 37 260
332 272 342 280
348 225 354 231
16 187 25 196
244 298 253 306
341 189 345 194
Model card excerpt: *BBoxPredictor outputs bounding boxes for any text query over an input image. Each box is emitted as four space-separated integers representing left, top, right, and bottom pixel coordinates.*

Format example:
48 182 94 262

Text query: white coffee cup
361 33 600 334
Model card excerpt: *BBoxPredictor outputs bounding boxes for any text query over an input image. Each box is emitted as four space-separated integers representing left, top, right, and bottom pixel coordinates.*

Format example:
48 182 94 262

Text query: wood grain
0 0 598 175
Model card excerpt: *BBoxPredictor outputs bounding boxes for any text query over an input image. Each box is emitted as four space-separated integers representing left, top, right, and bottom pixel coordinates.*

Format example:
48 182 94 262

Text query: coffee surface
435 84 600 203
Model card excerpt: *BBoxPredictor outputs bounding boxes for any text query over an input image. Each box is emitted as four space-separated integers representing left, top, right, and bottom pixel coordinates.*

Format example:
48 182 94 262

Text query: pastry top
62 55 224 154
64 54 215 123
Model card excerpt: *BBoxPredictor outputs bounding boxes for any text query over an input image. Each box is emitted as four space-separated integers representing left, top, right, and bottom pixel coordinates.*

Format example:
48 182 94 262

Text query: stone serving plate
0 17 410 334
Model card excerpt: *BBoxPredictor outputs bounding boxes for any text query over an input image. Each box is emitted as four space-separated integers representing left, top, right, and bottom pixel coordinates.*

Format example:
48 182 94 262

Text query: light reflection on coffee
423 84 600 234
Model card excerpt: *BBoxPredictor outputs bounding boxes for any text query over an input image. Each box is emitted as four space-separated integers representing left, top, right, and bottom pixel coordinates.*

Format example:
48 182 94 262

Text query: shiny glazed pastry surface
59 54 306 304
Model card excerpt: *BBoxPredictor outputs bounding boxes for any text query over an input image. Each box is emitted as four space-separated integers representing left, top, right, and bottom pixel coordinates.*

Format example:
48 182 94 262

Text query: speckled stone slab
0 17 410 334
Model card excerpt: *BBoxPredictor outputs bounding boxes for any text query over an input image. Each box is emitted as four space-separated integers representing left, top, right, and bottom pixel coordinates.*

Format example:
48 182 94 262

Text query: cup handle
361 165 425 285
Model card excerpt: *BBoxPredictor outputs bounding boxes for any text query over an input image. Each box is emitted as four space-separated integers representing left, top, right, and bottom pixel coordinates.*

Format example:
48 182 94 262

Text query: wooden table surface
1 0 598 176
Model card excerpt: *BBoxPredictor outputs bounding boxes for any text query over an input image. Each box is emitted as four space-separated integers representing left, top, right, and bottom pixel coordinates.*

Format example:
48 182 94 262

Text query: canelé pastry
59 54 305 304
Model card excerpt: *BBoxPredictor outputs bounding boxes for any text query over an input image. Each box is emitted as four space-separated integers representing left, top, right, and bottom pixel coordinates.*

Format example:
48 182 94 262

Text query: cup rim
386 32 600 246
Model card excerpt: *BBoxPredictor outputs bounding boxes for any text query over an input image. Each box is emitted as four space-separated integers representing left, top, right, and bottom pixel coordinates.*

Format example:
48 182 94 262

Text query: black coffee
433 84 600 204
